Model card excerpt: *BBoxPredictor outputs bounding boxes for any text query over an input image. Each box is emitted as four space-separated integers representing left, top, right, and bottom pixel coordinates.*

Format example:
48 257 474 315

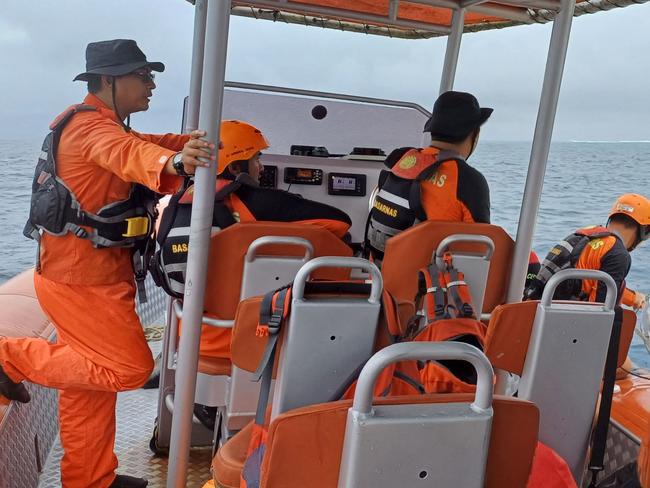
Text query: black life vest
365 147 464 260
23 104 161 301
23 104 159 249
150 178 243 298
523 226 616 301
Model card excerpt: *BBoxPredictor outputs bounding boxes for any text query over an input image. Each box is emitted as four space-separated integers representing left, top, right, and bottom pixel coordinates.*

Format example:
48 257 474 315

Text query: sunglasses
128 70 155 84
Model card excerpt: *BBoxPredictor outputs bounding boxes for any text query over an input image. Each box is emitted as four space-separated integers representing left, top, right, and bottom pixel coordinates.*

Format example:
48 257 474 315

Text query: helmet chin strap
221 160 250 181
630 225 648 251
466 130 479 159
111 77 131 132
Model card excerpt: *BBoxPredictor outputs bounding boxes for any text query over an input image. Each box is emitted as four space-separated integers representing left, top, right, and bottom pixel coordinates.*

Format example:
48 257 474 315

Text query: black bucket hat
423 91 493 142
73 39 164 82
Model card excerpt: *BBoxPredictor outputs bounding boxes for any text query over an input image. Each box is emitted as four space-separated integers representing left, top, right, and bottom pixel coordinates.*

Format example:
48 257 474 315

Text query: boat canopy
226 0 649 38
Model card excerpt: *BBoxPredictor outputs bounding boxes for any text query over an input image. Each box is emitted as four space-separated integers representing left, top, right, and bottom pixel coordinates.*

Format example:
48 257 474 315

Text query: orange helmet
609 193 650 243
217 120 269 174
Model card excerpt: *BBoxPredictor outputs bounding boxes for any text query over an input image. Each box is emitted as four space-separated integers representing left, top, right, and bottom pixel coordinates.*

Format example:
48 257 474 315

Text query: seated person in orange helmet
215 120 351 237
525 193 649 309
191 120 352 429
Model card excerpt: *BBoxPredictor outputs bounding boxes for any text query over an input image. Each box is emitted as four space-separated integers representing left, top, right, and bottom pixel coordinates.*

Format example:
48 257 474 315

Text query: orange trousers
0 274 153 488
198 323 232 360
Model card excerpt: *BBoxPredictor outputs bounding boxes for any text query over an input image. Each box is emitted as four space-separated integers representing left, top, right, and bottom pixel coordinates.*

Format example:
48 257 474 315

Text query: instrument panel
284 167 324 186
259 154 382 243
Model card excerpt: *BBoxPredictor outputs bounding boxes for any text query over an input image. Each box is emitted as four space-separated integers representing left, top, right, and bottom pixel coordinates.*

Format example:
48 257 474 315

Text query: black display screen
327 173 366 197
332 176 357 191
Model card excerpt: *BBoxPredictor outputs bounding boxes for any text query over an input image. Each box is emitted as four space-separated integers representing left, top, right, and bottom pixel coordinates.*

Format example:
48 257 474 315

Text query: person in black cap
0 39 214 488
366 90 492 261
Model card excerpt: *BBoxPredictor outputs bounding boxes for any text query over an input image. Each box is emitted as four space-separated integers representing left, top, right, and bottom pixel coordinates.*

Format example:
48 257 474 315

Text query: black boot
193 403 218 431
109 474 149 488
141 352 161 390
0 364 30 403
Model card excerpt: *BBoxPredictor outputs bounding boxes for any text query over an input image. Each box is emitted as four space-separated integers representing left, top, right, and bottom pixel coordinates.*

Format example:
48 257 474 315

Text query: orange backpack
408 253 487 393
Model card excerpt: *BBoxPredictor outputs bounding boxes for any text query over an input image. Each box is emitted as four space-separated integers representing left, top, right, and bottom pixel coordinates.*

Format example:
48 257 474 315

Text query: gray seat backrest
517 268 617 485
239 236 314 298
271 257 382 419
226 236 313 432
338 342 494 488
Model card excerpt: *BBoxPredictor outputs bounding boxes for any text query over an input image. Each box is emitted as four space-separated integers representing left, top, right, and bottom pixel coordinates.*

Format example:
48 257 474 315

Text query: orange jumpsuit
418 146 490 224
0 93 187 487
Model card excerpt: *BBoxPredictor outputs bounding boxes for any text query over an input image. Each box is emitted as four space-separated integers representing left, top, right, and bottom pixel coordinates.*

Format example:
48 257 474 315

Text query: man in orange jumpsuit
0 40 215 488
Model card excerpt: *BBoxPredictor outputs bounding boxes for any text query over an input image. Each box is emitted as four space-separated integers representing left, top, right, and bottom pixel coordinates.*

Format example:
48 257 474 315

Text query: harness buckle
267 312 283 335
122 216 150 238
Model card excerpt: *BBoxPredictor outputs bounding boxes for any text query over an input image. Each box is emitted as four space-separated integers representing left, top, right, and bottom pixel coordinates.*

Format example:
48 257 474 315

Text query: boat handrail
292 257 383 303
541 269 617 310
352 342 494 415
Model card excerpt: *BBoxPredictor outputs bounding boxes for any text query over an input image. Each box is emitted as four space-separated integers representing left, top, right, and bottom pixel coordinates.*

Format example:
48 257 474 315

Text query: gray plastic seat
155 228 348 450
338 342 495 488
271 257 383 419
516 268 617 484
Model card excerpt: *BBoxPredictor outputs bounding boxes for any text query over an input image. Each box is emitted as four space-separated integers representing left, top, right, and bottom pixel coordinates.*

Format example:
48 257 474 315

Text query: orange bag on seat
410 254 487 393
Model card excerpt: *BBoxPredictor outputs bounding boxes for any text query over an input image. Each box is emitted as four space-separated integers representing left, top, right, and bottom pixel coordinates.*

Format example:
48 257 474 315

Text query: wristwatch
172 152 189 177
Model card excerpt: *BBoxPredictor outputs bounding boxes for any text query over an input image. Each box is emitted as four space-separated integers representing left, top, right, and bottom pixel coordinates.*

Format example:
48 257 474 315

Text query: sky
1 0 649 142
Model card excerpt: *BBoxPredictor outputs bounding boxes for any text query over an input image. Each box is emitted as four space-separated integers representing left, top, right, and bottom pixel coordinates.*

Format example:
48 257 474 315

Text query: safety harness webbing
253 286 292 425
414 252 476 327
588 307 623 487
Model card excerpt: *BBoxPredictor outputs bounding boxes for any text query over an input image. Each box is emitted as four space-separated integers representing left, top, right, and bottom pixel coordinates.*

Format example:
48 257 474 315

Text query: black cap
423 91 493 142
73 39 164 82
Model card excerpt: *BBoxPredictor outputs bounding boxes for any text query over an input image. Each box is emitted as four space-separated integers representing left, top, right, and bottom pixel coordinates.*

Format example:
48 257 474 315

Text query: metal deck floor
38 330 213 488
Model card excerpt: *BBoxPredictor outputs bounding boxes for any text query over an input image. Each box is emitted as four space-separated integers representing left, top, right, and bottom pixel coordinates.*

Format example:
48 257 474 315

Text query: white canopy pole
506 0 576 303
421 7 465 147
184 0 208 133
439 7 465 94
167 0 232 485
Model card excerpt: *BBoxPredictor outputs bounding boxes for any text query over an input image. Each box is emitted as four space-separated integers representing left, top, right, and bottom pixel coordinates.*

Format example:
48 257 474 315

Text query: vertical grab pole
505 0 576 304
439 7 465 94
422 7 464 147
184 0 208 134
167 0 232 486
